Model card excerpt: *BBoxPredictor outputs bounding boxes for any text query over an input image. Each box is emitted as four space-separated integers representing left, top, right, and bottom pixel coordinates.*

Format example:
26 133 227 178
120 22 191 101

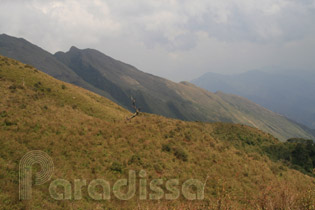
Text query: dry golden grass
0 56 314 209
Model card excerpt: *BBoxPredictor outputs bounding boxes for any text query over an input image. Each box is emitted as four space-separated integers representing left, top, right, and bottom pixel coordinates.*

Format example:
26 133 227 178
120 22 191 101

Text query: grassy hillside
54 46 314 141
0 56 314 210
215 91 315 142
0 34 113 101
1 34 314 141
192 70 315 130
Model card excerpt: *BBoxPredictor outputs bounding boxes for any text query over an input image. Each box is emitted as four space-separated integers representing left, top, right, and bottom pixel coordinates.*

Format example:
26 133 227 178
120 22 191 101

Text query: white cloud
31 0 121 42
0 0 315 81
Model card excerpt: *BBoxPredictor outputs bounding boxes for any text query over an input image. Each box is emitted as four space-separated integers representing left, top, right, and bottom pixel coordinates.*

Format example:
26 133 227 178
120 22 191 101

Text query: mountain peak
2 34 314 141
69 46 80 52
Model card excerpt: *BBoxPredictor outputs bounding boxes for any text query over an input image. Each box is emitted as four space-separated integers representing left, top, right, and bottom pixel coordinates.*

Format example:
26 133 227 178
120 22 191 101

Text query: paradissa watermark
19 151 206 201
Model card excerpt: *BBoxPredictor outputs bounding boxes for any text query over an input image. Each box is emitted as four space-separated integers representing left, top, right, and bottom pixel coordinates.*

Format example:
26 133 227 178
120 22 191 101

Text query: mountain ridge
0 55 314 209
192 70 315 130
0 34 314 141
0 34 114 100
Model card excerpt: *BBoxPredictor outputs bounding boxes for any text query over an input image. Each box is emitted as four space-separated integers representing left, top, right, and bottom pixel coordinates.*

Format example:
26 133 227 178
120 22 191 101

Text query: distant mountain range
192 70 315 132
0 33 314 141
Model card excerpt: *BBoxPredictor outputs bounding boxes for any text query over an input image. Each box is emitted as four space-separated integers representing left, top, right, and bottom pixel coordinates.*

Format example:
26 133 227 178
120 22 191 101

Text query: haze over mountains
0 34 314 141
192 70 315 131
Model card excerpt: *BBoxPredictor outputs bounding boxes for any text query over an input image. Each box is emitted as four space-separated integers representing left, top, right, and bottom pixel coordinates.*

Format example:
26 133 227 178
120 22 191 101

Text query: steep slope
54 46 203 120
0 56 315 209
0 34 314 141
215 91 315 143
54 47 314 141
192 70 315 129
0 34 113 100
1 56 314 210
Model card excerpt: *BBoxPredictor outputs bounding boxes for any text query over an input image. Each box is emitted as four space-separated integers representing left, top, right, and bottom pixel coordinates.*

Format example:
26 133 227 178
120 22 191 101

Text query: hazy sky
1 0 315 81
